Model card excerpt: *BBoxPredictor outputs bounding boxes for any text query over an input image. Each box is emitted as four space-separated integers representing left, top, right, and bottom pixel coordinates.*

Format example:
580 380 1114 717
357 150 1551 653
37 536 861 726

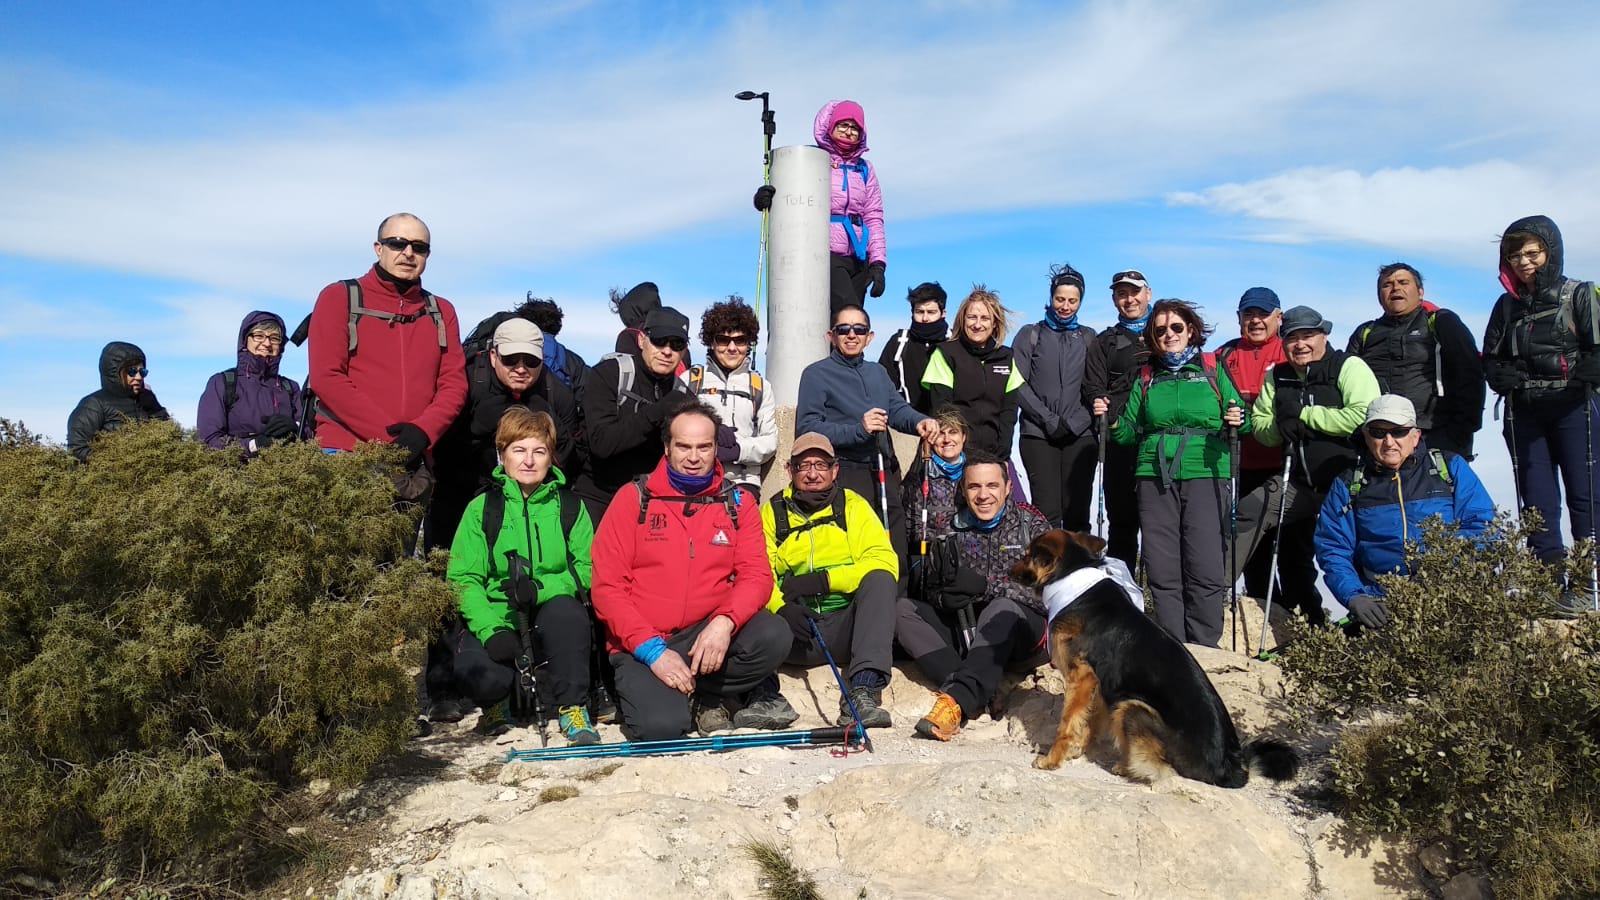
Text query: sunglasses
1152 322 1187 337
713 334 752 347
832 324 870 337
650 336 688 352
1365 424 1414 441
124 367 149 378
377 237 431 255
1112 270 1147 283
500 353 541 370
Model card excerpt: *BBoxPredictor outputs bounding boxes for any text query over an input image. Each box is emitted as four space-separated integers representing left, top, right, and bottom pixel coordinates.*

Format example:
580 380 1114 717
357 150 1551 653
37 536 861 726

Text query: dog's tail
1243 738 1299 783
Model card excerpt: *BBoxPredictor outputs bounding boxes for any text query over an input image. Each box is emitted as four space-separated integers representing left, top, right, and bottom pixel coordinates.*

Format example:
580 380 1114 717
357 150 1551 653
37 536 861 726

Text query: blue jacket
796 349 929 466
1314 444 1495 606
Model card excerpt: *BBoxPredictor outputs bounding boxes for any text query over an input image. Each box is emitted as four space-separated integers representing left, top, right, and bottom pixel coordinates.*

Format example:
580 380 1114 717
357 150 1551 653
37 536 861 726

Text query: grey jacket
1013 322 1096 442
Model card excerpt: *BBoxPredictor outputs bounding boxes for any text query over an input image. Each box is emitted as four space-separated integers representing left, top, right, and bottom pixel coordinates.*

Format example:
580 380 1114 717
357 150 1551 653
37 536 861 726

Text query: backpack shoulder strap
748 371 764 426
222 368 239 413
1021 323 1041 365
420 290 446 349
481 486 506 553
769 494 793 545
1428 448 1454 486
1200 351 1224 410
615 354 640 404
688 365 705 396
633 473 652 524
343 279 363 353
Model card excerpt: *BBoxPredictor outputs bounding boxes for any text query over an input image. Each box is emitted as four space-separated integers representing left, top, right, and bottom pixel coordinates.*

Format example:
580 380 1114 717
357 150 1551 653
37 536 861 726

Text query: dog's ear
1011 531 1065 586
1083 533 1107 559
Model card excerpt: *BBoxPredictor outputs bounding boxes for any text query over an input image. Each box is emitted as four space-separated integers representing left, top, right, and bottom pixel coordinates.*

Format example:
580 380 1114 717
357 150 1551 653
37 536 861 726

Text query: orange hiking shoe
914 692 963 741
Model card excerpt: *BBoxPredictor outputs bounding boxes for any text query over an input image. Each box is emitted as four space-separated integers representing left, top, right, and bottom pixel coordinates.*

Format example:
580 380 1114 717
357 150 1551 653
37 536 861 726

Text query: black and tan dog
1010 530 1298 787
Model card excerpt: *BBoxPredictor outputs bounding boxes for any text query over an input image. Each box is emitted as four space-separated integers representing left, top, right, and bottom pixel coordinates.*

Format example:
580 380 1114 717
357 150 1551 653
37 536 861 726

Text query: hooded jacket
922 337 1025 457
1482 215 1600 403
306 266 468 452
613 282 661 354
814 100 886 266
1014 319 1097 443
196 311 306 452
796 348 929 467
66 341 171 462
590 458 773 655
689 357 778 488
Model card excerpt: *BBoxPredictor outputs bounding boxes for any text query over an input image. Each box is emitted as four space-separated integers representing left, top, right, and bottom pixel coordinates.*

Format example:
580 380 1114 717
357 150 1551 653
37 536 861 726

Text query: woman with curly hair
689 297 777 499
1104 300 1248 647
920 286 1023 459
1013 264 1098 531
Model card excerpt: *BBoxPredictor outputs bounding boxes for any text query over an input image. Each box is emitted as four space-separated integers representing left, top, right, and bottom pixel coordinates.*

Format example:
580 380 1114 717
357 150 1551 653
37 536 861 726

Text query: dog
1010 530 1298 788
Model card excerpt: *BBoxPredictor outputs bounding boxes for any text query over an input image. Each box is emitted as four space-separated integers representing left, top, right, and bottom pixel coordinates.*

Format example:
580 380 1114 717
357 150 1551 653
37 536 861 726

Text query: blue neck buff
1163 345 1200 370
1044 305 1079 331
959 503 1007 532
1119 309 1152 334
931 452 965 481
667 466 716 496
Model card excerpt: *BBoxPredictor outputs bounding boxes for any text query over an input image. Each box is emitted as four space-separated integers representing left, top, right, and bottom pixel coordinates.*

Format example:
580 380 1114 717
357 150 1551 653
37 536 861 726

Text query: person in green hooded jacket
1103 299 1248 647
446 407 599 743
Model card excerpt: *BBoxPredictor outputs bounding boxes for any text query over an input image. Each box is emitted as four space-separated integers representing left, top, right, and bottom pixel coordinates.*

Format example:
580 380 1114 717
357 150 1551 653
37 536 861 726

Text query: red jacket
590 460 774 655
307 267 468 452
1220 335 1287 472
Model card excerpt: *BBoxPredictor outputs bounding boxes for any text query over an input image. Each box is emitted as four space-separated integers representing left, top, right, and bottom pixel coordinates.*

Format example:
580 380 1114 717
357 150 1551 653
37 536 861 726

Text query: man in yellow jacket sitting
744 432 900 730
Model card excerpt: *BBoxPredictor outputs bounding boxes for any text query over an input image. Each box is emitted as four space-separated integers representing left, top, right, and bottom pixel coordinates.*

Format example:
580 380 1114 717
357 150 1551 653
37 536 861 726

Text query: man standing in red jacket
1217 287 1291 602
307 213 468 465
591 402 787 741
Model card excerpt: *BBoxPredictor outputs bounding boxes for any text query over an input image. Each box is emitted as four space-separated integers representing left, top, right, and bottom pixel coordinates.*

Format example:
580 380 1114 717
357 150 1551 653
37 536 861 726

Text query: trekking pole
1095 413 1108 541
1257 453 1294 659
1504 399 1525 517
808 618 873 753
1588 392 1599 611
1225 401 1248 655
503 726 856 762
874 433 893 528
505 552 548 746
735 90 775 365
919 438 932 565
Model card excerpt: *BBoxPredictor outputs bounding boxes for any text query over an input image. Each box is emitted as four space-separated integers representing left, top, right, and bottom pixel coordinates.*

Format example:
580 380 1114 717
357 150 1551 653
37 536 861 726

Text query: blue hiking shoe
559 704 600 746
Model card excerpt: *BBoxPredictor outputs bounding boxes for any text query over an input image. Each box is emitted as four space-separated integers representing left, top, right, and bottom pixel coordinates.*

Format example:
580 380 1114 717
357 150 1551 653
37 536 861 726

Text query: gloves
867 262 886 299
1485 360 1520 396
782 571 829 602
385 422 429 470
260 414 297 440
1572 353 1600 388
753 185 775 212
716 424 741 465
1276 391 1304 421
938 569 988 611
776 601 821 644
485 630 521 664
1346 595 1391 629
1277 417 1310 447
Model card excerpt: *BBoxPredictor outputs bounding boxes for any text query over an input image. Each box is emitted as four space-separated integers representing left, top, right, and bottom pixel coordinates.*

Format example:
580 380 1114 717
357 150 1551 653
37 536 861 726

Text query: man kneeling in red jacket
591 401 789 740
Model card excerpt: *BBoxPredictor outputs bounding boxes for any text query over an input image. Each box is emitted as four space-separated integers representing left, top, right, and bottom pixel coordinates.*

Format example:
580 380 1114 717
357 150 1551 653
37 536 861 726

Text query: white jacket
690 359 778 488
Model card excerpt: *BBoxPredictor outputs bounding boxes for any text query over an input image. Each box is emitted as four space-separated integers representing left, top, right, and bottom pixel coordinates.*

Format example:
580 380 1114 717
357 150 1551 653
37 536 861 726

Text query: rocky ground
298 603 1434 900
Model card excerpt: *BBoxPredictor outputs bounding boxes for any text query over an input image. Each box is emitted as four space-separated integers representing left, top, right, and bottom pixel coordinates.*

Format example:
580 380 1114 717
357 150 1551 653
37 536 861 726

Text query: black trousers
785 570 897 680
830 253 871 316
895 594 1048 717
448 594 593 710
1019 433 1098 532
610 611 791 741
1102 440 1141 570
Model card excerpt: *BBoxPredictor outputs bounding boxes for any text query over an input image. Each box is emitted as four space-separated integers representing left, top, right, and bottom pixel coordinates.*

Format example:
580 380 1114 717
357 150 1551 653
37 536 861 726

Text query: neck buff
1044 305 1079 331
1119 309 1152 335
667 466 715 496
931 452 965 481
958 503 1007 532
1163 345 1200 370
909 318 949 343
790 482 838 515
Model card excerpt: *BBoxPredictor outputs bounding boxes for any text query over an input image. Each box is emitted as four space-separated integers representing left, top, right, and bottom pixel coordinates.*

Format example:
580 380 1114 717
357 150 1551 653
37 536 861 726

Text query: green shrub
0 420 456 880
1280 515 1600 899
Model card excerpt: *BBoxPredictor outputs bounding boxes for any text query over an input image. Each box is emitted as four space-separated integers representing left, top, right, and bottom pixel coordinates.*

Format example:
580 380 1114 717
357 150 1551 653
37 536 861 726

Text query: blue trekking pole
809 618 873 753
502 726 856 762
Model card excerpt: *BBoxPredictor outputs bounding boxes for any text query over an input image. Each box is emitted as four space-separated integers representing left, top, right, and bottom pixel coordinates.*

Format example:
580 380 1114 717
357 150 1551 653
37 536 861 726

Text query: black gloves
753 185 775 212
1572 354 1600 388
1277 417 1310 447
1347 595 1391 629
867 262 886 299
937 569 988 611
485 630 520 664
776 601 821 644
782 571 829 602
385 422 429 470
1485 360 1520 396
260 414 297 441
716 425 741 465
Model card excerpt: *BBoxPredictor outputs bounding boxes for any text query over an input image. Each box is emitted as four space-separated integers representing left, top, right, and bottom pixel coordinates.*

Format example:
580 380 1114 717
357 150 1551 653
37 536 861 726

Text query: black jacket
1483 214 1600 404
66 341 170 463
878 327 942 415
1083 324 1150 420
1347 305 1483 457
927 337 1020 458
572 352 692 508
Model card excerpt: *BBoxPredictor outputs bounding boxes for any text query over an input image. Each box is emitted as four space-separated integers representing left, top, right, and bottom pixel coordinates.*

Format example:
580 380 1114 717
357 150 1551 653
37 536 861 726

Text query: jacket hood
1499 214 1564 297
236 310 287 378
814 99 869 160
98 341 147 395
617 282 662 329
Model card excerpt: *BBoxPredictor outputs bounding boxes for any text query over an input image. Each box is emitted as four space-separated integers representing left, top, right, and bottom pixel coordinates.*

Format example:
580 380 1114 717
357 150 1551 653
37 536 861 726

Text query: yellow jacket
762 486 898 614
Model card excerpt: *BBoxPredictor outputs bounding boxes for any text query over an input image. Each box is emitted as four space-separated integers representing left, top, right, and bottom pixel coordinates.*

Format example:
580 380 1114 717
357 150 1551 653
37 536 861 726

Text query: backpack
687 364 764 433
462 310 520 362
220 368 297 426
288 280 448 425
1348 448 1454 498
480 483 586 598
1135 351 1226 413
768 490 848 546
632 474 742 528
598 352 650 406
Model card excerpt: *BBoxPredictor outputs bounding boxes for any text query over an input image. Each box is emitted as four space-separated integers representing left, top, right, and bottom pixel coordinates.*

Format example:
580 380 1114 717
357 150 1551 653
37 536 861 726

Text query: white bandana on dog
1042 558 1146 625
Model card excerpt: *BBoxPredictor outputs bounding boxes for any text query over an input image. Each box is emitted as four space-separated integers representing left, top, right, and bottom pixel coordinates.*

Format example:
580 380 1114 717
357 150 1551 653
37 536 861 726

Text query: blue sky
5 0 1600 513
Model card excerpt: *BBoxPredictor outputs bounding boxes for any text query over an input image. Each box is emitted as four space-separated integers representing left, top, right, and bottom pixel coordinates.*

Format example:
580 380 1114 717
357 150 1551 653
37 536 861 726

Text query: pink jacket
814 100 886 266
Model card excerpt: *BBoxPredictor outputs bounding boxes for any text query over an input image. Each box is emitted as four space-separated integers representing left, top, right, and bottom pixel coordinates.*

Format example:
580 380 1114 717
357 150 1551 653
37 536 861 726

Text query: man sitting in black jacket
67 341 171 463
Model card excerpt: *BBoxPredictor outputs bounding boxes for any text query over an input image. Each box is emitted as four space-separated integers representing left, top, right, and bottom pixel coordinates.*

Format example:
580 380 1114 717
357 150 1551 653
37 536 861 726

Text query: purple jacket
814 100 886 266
196 310 306 451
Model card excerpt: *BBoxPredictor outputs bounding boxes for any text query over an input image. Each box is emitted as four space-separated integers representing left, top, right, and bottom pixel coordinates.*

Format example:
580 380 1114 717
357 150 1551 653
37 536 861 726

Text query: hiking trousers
1227 470 1324 620
943 596 1048 719
1507 391 1600 563
610 611 790 741
830 253 872 316
786 570 897 681
1019 433 1098 532
1136 477 1229 647
1102 440 1141 570
449 594 592 710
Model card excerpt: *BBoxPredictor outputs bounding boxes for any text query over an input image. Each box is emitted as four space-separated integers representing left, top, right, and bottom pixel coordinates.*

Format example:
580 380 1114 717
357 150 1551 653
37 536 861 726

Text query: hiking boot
914 692 963 742
589 680 619 725
837 687 892 729
476 699 513 737
427 694 469 724
558 705 600 746
692 697 734 735
1551 589 1592 620
733 693 799 730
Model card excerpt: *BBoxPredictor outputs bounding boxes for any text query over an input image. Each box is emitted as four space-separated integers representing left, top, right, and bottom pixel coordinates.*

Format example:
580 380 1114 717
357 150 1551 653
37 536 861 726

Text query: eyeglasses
500 353 541 370
713 334 752 347
124 367 149 378
1365 424 1414 441
650 336 688 352
832 121 861 134
377 237 431 255
832 324 870 336
1505 248 1546 263
791 460 835 472
246 332 285 346
1152 322 1187 337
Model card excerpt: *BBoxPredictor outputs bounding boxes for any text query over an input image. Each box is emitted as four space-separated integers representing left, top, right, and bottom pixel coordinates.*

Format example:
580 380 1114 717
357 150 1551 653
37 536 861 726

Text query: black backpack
768 491 848 545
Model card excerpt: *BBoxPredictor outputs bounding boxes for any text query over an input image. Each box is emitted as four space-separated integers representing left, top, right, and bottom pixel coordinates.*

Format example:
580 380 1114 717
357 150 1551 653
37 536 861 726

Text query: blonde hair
956 286 1010 344
495 407 557 455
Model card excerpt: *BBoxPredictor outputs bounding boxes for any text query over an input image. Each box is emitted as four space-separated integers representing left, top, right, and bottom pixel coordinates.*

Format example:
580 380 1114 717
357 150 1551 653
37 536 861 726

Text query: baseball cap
1279 305 1333 337
1109 269 1149 290
1364 394 1417 427
1238 287 1281 313
642 306 690 342
790 432 836 460
492 318 544 360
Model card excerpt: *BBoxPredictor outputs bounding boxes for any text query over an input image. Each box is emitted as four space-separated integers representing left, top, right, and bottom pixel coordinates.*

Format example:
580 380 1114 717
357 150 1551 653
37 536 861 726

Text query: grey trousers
1136 477 1229 647
786 569 897 680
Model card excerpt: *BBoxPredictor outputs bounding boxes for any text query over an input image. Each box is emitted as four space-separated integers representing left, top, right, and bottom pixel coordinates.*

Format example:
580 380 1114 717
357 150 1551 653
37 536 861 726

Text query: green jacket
446 465 594 643
1110 357 1251 480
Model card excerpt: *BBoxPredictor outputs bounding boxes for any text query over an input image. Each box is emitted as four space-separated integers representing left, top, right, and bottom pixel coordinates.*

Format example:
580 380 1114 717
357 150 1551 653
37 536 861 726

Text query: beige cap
493 318 544 360
1364 394 1417 427
790 432 836 460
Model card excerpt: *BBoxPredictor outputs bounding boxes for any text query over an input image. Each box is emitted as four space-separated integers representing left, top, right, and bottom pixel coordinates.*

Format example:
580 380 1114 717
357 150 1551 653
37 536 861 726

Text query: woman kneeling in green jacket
1102 299 1248 648
446 407 599 743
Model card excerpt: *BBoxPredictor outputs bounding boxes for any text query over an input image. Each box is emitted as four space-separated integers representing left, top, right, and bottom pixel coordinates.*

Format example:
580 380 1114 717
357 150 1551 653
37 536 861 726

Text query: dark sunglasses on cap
832 324 870 336
1365 424 1414 441
500 353 541 370
124 367 149 378
1112 270 1147 283
650 335 688 352
377 236 431 255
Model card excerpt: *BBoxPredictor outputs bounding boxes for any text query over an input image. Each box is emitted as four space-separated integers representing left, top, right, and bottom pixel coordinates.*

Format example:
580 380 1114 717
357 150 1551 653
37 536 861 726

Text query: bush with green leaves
0 419 455 880
1280 515 1600 899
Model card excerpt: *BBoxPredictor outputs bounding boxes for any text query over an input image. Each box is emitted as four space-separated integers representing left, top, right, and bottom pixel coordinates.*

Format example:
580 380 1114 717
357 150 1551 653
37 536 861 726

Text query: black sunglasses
124 367 149 378
713 334 752 346
1365 424 1414 441
1152 322 1187 337
377 237 431 255
650 336 688 352
500 353 541 370
832 324 870 336
1112 270 1147 282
